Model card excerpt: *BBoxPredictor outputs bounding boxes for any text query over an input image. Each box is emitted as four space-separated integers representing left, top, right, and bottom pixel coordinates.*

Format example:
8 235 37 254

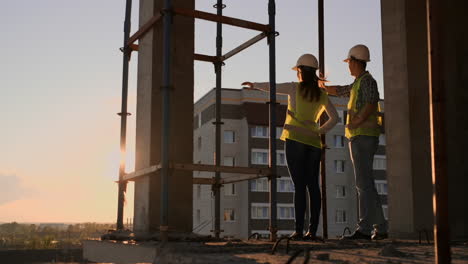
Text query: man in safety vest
322 44 387 240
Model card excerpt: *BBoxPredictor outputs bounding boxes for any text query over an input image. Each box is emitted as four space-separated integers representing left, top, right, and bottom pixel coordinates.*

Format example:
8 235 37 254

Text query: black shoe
303 231 323 241
289 232 303 241
371 232 388 240
341 231 371 240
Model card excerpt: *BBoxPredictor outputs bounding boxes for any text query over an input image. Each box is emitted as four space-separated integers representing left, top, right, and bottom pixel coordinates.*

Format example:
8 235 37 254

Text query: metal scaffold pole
160 0 173 243
426 0 450 263
117 0 133 231
268 0 278 242
213 0 224 239
318 0 328 239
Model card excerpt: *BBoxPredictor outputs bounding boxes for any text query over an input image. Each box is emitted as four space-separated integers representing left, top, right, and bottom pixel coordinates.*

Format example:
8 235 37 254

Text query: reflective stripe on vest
345 73 381 139
280 85 327 148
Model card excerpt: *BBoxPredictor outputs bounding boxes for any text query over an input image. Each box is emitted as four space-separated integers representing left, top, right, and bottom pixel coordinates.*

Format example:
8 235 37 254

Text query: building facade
193 88 387 239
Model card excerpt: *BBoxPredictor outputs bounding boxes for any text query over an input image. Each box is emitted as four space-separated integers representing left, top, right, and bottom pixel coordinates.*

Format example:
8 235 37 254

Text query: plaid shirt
335 71 380 111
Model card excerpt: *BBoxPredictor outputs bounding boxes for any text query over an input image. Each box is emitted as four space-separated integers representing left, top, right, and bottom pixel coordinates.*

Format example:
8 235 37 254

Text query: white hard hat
292 54 319 70
344 44 370 62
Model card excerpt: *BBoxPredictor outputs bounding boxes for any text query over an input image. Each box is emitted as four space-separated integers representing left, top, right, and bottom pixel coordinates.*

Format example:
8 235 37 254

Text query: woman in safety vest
242 54 338 240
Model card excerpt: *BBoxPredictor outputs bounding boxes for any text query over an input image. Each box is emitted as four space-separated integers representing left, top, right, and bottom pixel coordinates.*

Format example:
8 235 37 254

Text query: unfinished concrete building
93 0 468 263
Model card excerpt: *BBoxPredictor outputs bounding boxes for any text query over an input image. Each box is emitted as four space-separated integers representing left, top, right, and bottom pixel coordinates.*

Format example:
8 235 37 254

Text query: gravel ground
148 239 468 264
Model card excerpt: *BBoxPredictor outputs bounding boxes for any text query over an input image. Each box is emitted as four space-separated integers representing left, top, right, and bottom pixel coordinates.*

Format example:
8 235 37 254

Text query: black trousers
285 139 322 234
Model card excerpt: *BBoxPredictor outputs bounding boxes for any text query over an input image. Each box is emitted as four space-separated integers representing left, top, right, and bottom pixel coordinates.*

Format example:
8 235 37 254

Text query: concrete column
380 0 433 238
381 0 468 239
134 0 194 233
441 0 468 240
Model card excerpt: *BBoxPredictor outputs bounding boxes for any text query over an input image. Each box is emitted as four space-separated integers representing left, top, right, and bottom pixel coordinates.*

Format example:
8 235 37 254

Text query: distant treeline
0 222 115 250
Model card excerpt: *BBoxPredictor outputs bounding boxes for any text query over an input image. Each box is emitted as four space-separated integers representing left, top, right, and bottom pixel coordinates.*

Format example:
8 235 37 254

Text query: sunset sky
0 0 383 223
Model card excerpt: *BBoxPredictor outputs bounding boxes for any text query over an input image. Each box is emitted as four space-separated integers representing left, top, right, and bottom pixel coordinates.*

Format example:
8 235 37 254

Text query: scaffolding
115 0 331 243
111 1 452 263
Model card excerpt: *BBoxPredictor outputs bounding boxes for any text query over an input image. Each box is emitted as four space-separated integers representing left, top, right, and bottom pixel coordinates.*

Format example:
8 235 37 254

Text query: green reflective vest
345 73 381 139
280 85 328 149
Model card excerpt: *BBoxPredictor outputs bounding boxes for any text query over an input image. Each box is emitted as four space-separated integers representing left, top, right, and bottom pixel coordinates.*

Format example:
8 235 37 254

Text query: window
382 205 388 220
335 160 345 173
337 110 344 125
197 136 202 150
224 130 235 143
335 209 347 223
196 185 201 199
223 156 235 166
373 155 386 170
251 126 268 138
251 203 269 219
251 126 283 139
196 209 201 224
198 114 202 127
277 177 294 192
251 178 269 192
252 149 285 166
375 180 388 195
250 230 271 239
251 230 296 239
379 134 386 145
224 183 236 196
276 127 283 139
278 205 295 220
277 151 286 166
251 149 268 165
224 209 236 222
334 135 345 148
336 185 346 198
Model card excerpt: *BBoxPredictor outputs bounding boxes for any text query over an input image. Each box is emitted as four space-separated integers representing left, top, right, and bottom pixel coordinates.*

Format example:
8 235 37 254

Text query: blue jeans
285 139 322 235
349 135 388 235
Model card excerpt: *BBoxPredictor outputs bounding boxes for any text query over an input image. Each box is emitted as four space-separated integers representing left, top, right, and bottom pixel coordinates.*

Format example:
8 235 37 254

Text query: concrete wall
134 0 194 233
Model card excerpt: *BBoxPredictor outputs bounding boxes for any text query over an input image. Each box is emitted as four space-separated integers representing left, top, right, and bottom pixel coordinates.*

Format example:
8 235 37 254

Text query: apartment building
193 87 387 239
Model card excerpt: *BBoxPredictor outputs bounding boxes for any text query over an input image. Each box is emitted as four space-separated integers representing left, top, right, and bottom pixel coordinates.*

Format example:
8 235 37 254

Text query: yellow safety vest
280 85 328 149
345 73 382 139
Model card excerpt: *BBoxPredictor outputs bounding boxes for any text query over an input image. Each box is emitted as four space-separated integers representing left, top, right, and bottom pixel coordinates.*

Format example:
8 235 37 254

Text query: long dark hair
298 66 325 102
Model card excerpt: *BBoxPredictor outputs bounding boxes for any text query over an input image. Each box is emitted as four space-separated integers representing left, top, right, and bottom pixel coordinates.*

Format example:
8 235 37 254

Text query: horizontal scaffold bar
194 53 220 63
172 163 271 175
122 164 161 181
122 163 271 182
220 173 268 184
172 8 270 32
193 173 269 185
127 13 162 46
222 32 267 61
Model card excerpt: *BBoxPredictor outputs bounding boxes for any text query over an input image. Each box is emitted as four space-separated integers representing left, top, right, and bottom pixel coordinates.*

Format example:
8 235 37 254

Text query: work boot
371 232 389 240
289 231 303 241
372 224 388 240
303 231 323 242
341 230 371 240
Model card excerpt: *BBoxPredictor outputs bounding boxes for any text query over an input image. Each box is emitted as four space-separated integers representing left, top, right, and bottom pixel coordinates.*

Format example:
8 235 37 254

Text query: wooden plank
192 177 214 185
173 163 271 175
220 174 268 184
121 163 271 183
222 32 267 61
129 44 139 51
122 164 161 181
127 13 162 45
194 53 219 63
173 8 270 32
